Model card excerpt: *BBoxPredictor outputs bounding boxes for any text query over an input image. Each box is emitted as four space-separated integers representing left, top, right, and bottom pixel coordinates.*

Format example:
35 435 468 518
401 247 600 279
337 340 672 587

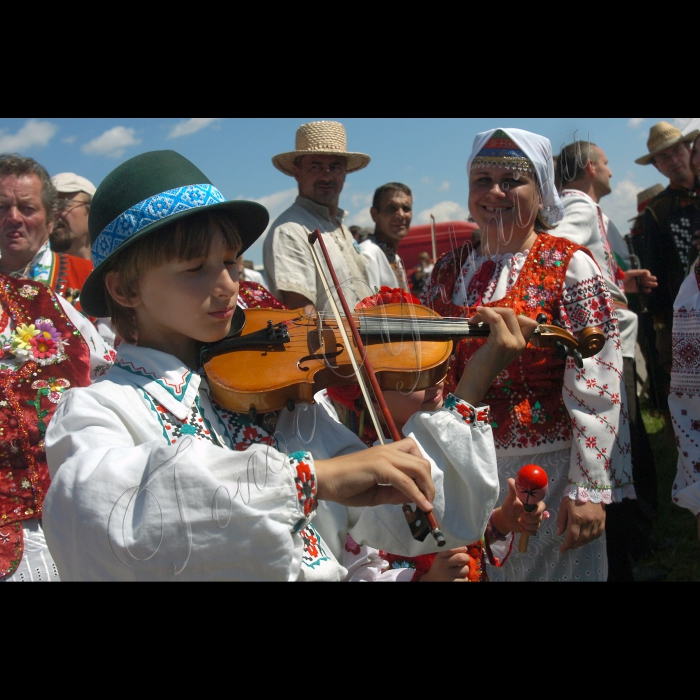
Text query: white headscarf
467 127 564 226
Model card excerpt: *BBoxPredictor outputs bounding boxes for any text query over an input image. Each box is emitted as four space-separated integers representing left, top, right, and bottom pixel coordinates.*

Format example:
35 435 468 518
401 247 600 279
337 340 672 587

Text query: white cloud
670 118 691 130
347 208 374 228
252 188 298 223
350 192 372 211
628 118 645 128
680 118 700 135
82 126 141 158
421 176 431 185
599 176 639 230
438 181 450 192
0 119 58 152
415 201 470 224
167 118 222 139
241 188 298 263
61 135 77 144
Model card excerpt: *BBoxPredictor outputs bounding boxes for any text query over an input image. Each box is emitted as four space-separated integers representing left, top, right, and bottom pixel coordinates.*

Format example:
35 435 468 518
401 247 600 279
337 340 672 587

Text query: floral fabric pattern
670 261 700 516
422 233 633 503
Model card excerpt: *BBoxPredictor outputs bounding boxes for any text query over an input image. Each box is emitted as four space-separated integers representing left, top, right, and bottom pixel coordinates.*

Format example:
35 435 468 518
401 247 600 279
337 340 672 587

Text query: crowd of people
0 118 697 582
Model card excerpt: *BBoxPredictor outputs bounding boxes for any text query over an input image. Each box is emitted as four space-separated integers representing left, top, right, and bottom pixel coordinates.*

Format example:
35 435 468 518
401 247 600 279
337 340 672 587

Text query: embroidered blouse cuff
288 451 318 532
564 482 636 505
442 394 491 426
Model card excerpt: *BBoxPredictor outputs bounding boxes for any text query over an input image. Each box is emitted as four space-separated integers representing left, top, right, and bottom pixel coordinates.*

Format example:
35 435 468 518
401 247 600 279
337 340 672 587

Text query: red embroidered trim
425 234 592 449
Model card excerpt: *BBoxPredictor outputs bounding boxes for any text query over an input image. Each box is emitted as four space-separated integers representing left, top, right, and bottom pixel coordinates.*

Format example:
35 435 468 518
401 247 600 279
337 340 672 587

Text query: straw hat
272 121 370 176
628 183 665 221
81 150 268 317
635 121 700 165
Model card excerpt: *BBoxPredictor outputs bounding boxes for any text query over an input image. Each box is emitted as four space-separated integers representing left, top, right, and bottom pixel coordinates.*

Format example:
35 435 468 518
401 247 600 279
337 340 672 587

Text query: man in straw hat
636 121 700 415
264 121 370 313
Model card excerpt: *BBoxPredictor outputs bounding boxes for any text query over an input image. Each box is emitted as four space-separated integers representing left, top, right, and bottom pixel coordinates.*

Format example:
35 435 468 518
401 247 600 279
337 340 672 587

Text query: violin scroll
578 327 606 357
530 322 606 369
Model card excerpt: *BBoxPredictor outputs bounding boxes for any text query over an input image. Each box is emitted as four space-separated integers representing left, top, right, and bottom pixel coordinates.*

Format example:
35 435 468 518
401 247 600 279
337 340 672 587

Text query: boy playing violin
42 150 536 581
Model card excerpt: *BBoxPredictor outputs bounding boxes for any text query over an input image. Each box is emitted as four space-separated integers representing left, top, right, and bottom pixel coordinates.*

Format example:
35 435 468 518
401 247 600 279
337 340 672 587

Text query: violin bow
307 229 446 547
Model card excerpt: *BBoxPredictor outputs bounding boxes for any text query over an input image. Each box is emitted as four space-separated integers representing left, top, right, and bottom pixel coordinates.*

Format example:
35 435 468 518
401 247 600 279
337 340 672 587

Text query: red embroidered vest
0 277 92 578
425 233 591 451
47 252 94 313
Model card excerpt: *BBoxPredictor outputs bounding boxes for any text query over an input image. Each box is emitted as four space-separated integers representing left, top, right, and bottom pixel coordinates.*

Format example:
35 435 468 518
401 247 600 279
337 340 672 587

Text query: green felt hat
81 150 269 318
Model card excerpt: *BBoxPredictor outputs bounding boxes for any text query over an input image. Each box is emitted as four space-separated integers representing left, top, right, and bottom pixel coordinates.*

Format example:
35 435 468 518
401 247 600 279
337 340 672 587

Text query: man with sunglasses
51 172 95 260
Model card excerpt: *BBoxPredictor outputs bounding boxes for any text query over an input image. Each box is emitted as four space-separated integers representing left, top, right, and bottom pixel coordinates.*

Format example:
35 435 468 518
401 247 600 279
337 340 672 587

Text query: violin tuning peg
537 313 548 324
572 349 584 369
286 399 295 413
555 341 569 362
248 406 257 422
262 412 278 432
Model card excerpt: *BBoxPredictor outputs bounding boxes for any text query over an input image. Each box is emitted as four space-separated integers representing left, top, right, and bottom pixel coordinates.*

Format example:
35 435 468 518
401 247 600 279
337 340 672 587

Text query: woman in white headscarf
422 128 634 581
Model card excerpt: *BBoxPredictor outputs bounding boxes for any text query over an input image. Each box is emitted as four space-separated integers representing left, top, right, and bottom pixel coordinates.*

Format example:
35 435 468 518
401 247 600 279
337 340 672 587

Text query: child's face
134 231 240 365
381 381 444 430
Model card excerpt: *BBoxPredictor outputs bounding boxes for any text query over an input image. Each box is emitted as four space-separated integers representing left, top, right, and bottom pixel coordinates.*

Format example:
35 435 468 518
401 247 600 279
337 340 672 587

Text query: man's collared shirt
263 196 369 311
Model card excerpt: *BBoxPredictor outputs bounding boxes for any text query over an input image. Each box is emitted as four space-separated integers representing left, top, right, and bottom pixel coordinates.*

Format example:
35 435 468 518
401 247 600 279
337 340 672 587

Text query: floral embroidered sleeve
442 394 491 425
288 451 318 527
670 264 700 517
559 250 634 503
56 295 115 380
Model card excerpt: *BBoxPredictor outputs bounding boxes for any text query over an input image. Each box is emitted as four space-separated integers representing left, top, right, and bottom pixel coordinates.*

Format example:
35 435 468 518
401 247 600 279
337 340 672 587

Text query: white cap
51 172 97 196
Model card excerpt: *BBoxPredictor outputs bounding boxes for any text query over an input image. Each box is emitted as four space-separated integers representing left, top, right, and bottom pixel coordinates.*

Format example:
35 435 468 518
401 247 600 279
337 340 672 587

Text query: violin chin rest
229 306 247 337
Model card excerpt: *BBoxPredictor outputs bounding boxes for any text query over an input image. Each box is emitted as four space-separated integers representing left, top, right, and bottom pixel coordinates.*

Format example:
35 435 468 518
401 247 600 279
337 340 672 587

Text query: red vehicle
398 220 478 276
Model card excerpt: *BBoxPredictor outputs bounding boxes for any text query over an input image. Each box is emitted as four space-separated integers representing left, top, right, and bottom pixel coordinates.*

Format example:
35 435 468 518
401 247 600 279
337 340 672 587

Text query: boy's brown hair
103 209 242 344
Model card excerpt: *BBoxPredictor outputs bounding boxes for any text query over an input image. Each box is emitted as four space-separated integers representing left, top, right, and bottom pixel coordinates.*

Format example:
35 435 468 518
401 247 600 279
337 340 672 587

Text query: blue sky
1 117 696 266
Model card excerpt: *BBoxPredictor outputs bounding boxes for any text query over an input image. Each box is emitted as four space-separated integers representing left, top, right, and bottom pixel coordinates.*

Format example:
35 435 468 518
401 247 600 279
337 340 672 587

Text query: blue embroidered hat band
91 183 225 267
470 129 534 174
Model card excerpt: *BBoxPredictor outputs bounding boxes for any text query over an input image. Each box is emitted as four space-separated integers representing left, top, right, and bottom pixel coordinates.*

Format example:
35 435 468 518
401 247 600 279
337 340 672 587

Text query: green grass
632 410 700 581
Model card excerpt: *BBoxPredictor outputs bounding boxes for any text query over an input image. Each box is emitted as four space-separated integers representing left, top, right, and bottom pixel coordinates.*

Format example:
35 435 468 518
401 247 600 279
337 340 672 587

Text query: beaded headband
470 129 535 174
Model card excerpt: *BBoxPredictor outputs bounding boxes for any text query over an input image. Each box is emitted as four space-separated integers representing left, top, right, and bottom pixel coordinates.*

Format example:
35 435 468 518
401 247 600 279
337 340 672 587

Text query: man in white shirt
360 182 411 292
554 140 659 579
263 121 370 314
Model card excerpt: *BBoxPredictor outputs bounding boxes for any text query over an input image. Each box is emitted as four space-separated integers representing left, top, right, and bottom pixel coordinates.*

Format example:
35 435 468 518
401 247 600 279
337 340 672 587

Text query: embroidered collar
476 249 531 264
111 344 200 420
560 188 601 209
668 177 700 197
368 235 398 264
295 196 348 223
6 241 51 280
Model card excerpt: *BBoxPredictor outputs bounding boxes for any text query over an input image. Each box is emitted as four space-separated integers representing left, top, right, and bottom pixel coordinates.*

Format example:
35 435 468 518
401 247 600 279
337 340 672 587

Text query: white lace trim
476 249 531 265
563 483 636 505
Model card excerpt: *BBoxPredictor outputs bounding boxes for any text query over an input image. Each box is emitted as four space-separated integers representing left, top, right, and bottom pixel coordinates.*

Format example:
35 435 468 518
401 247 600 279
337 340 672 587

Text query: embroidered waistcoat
425 233 590 451
48 252 94 312
0 277 91 577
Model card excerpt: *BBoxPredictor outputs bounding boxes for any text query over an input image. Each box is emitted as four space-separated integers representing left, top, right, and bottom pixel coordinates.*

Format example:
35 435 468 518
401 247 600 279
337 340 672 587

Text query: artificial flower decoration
29 335 56 360
31 378 71 403
9 319 67 366
10 323 39 353
19 285 39 300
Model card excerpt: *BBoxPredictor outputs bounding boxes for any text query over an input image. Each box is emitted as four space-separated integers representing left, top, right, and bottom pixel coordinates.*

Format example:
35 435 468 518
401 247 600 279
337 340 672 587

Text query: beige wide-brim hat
628 183 665 221
272 121 371 176
635 121 700 165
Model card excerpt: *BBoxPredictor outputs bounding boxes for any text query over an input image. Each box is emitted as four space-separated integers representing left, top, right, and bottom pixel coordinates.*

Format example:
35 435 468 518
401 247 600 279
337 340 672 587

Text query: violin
202 303 605 416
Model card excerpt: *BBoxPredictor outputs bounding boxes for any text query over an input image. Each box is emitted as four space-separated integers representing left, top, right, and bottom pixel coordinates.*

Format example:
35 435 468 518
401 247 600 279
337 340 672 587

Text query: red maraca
515 464 548 553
